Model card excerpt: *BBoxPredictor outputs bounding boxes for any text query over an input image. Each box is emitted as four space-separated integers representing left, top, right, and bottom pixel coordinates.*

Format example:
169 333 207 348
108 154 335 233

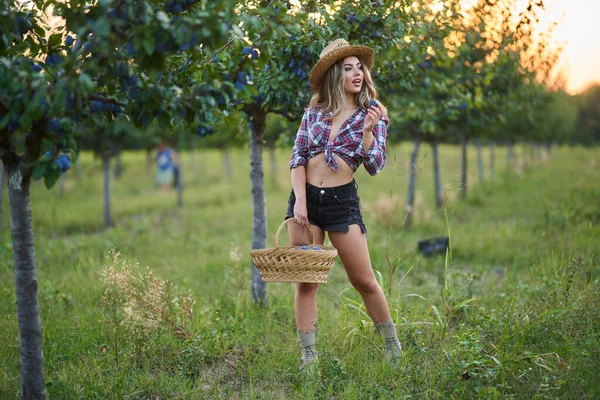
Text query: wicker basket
250 218 338 283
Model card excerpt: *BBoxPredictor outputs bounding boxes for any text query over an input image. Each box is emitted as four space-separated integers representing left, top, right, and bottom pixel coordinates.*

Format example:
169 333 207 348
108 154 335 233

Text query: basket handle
274 218 314 248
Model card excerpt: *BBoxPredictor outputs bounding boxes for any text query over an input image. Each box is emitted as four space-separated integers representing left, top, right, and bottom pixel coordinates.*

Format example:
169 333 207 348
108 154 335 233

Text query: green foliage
263 113 295 147
391 0 568 147
573 84 600 145
1 0 585 188
0 0 271 186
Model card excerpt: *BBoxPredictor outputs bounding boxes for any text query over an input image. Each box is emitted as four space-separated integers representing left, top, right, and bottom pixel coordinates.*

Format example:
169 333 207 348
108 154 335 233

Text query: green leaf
79 73 93 91
95 17 110 36
25 36 39 55
149 52 165 71
156 11 170 25
49 33 62 47
143 36 155 55
33 24 45 38
0 114 10 129
32 163 47 180
44 170 60 189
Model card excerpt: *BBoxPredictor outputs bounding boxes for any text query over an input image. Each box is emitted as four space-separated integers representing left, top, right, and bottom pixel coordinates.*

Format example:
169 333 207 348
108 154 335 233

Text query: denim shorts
285 179 367 233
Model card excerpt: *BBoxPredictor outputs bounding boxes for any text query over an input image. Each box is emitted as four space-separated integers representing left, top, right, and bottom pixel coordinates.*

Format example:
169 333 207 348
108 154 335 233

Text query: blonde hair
309 57 386 119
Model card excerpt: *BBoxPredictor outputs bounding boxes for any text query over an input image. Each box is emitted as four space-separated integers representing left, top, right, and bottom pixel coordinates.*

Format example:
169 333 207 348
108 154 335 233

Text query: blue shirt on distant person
156 144 174 187
157 147 173 171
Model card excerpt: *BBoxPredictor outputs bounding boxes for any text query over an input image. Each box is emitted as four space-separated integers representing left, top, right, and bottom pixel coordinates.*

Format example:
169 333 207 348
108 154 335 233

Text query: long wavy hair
309 57 386 120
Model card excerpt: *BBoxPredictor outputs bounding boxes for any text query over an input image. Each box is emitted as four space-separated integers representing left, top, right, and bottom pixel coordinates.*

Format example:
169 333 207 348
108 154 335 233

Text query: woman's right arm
289 108 311 225
291 167 308 225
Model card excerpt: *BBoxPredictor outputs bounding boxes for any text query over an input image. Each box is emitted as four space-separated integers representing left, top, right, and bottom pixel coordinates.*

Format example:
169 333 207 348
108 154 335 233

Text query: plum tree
0 0 268 396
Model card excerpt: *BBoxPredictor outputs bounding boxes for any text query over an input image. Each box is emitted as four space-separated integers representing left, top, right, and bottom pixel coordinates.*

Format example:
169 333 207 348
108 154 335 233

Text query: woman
286 39 402 366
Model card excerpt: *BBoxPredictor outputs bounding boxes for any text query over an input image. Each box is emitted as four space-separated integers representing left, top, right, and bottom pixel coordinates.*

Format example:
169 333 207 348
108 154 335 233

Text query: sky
539 0 600 94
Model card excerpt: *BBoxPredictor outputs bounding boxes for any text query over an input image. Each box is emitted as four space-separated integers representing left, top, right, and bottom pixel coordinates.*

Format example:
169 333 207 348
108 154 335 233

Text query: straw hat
308 38 375 92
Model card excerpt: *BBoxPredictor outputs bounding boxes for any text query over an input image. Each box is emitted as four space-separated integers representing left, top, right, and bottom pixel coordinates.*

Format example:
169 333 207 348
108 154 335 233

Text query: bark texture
190 147 197 178
113 151 123 179
0 163 4 234
7 167 46 399
223 148 232 178
176 163 183 208
58 173 65 197
404 139 420 227
102 154 113 228
249 109 268 305
489 142 495 180
146 148 153 175
432 141 442 209
476 139 484 183
506 141 514 169
461 137 468 198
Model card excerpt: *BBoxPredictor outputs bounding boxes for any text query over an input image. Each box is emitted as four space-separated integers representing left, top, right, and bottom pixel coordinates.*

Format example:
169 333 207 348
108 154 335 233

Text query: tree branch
90 94 127 107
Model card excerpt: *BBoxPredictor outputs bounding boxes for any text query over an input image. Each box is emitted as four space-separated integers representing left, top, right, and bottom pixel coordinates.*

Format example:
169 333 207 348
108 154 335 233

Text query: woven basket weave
250 218 338 283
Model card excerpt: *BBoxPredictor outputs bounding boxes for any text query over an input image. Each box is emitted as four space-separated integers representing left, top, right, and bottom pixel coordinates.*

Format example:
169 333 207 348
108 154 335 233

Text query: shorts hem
324 222 367 234
284 217 367 234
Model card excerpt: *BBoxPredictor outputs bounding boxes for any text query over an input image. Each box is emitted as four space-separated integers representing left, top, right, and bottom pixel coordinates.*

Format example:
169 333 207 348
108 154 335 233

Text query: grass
0 143 599 399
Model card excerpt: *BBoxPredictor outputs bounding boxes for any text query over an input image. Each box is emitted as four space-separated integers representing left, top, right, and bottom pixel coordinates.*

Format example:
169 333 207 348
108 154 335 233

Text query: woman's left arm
362 106 388 176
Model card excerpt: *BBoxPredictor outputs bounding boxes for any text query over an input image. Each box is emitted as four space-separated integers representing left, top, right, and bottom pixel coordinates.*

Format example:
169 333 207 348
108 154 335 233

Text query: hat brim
308 45 375 92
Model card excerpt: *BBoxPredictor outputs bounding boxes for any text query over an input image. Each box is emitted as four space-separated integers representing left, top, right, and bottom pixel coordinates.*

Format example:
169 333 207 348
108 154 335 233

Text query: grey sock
297 329 318 364
375 320 402 363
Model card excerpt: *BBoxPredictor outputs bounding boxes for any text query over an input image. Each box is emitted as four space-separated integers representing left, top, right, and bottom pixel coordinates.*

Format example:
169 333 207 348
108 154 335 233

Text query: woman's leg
328 225 391 323
329 225 402 362
288 221 325 332
289 221 325 365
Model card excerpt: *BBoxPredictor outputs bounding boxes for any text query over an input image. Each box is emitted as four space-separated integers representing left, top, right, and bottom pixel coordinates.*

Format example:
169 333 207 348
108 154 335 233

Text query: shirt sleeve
363 115 388 176
289 108 311 169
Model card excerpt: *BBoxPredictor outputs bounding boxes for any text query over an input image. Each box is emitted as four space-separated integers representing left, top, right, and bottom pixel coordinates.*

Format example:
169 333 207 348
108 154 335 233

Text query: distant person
155 140 176 189
286 39 402 367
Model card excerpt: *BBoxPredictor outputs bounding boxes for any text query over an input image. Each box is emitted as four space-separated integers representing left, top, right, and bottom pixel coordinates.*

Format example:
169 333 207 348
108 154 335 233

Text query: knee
296 282 319 296
351 278 380 295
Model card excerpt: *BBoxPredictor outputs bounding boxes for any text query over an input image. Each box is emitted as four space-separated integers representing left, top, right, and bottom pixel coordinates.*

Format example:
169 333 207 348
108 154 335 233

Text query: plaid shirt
289 106 389 176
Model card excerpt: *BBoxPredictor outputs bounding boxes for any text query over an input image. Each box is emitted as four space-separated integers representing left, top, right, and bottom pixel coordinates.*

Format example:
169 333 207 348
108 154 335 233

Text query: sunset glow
458 0 599 93
546 0 600 93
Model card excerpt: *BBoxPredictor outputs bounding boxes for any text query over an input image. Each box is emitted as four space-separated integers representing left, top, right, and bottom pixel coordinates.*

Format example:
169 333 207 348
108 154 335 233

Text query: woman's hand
293 199 308 226
363 102 382 134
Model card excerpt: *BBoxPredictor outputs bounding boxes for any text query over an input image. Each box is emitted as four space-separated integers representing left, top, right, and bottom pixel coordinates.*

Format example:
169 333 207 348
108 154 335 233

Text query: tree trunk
0 163 4 234
269 145 278 187
223 147 232 178
146 148 153 176
461 136 468 198
58 172 65 197
249 109 268 305
190 147 197 179
176 163 183 208
506 141 513 169
76 159 82 181
489 141 495 181
476 139 484 183
113 151 123 179
404 139 420 227
545 141 552 158
7 167 46 399
432 141 442 209
529 143 535 164
102 154 113 228
198 148 206 173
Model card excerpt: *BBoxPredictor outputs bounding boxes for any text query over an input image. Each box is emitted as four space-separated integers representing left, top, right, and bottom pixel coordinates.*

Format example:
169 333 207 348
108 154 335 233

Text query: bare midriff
306 152 354 188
